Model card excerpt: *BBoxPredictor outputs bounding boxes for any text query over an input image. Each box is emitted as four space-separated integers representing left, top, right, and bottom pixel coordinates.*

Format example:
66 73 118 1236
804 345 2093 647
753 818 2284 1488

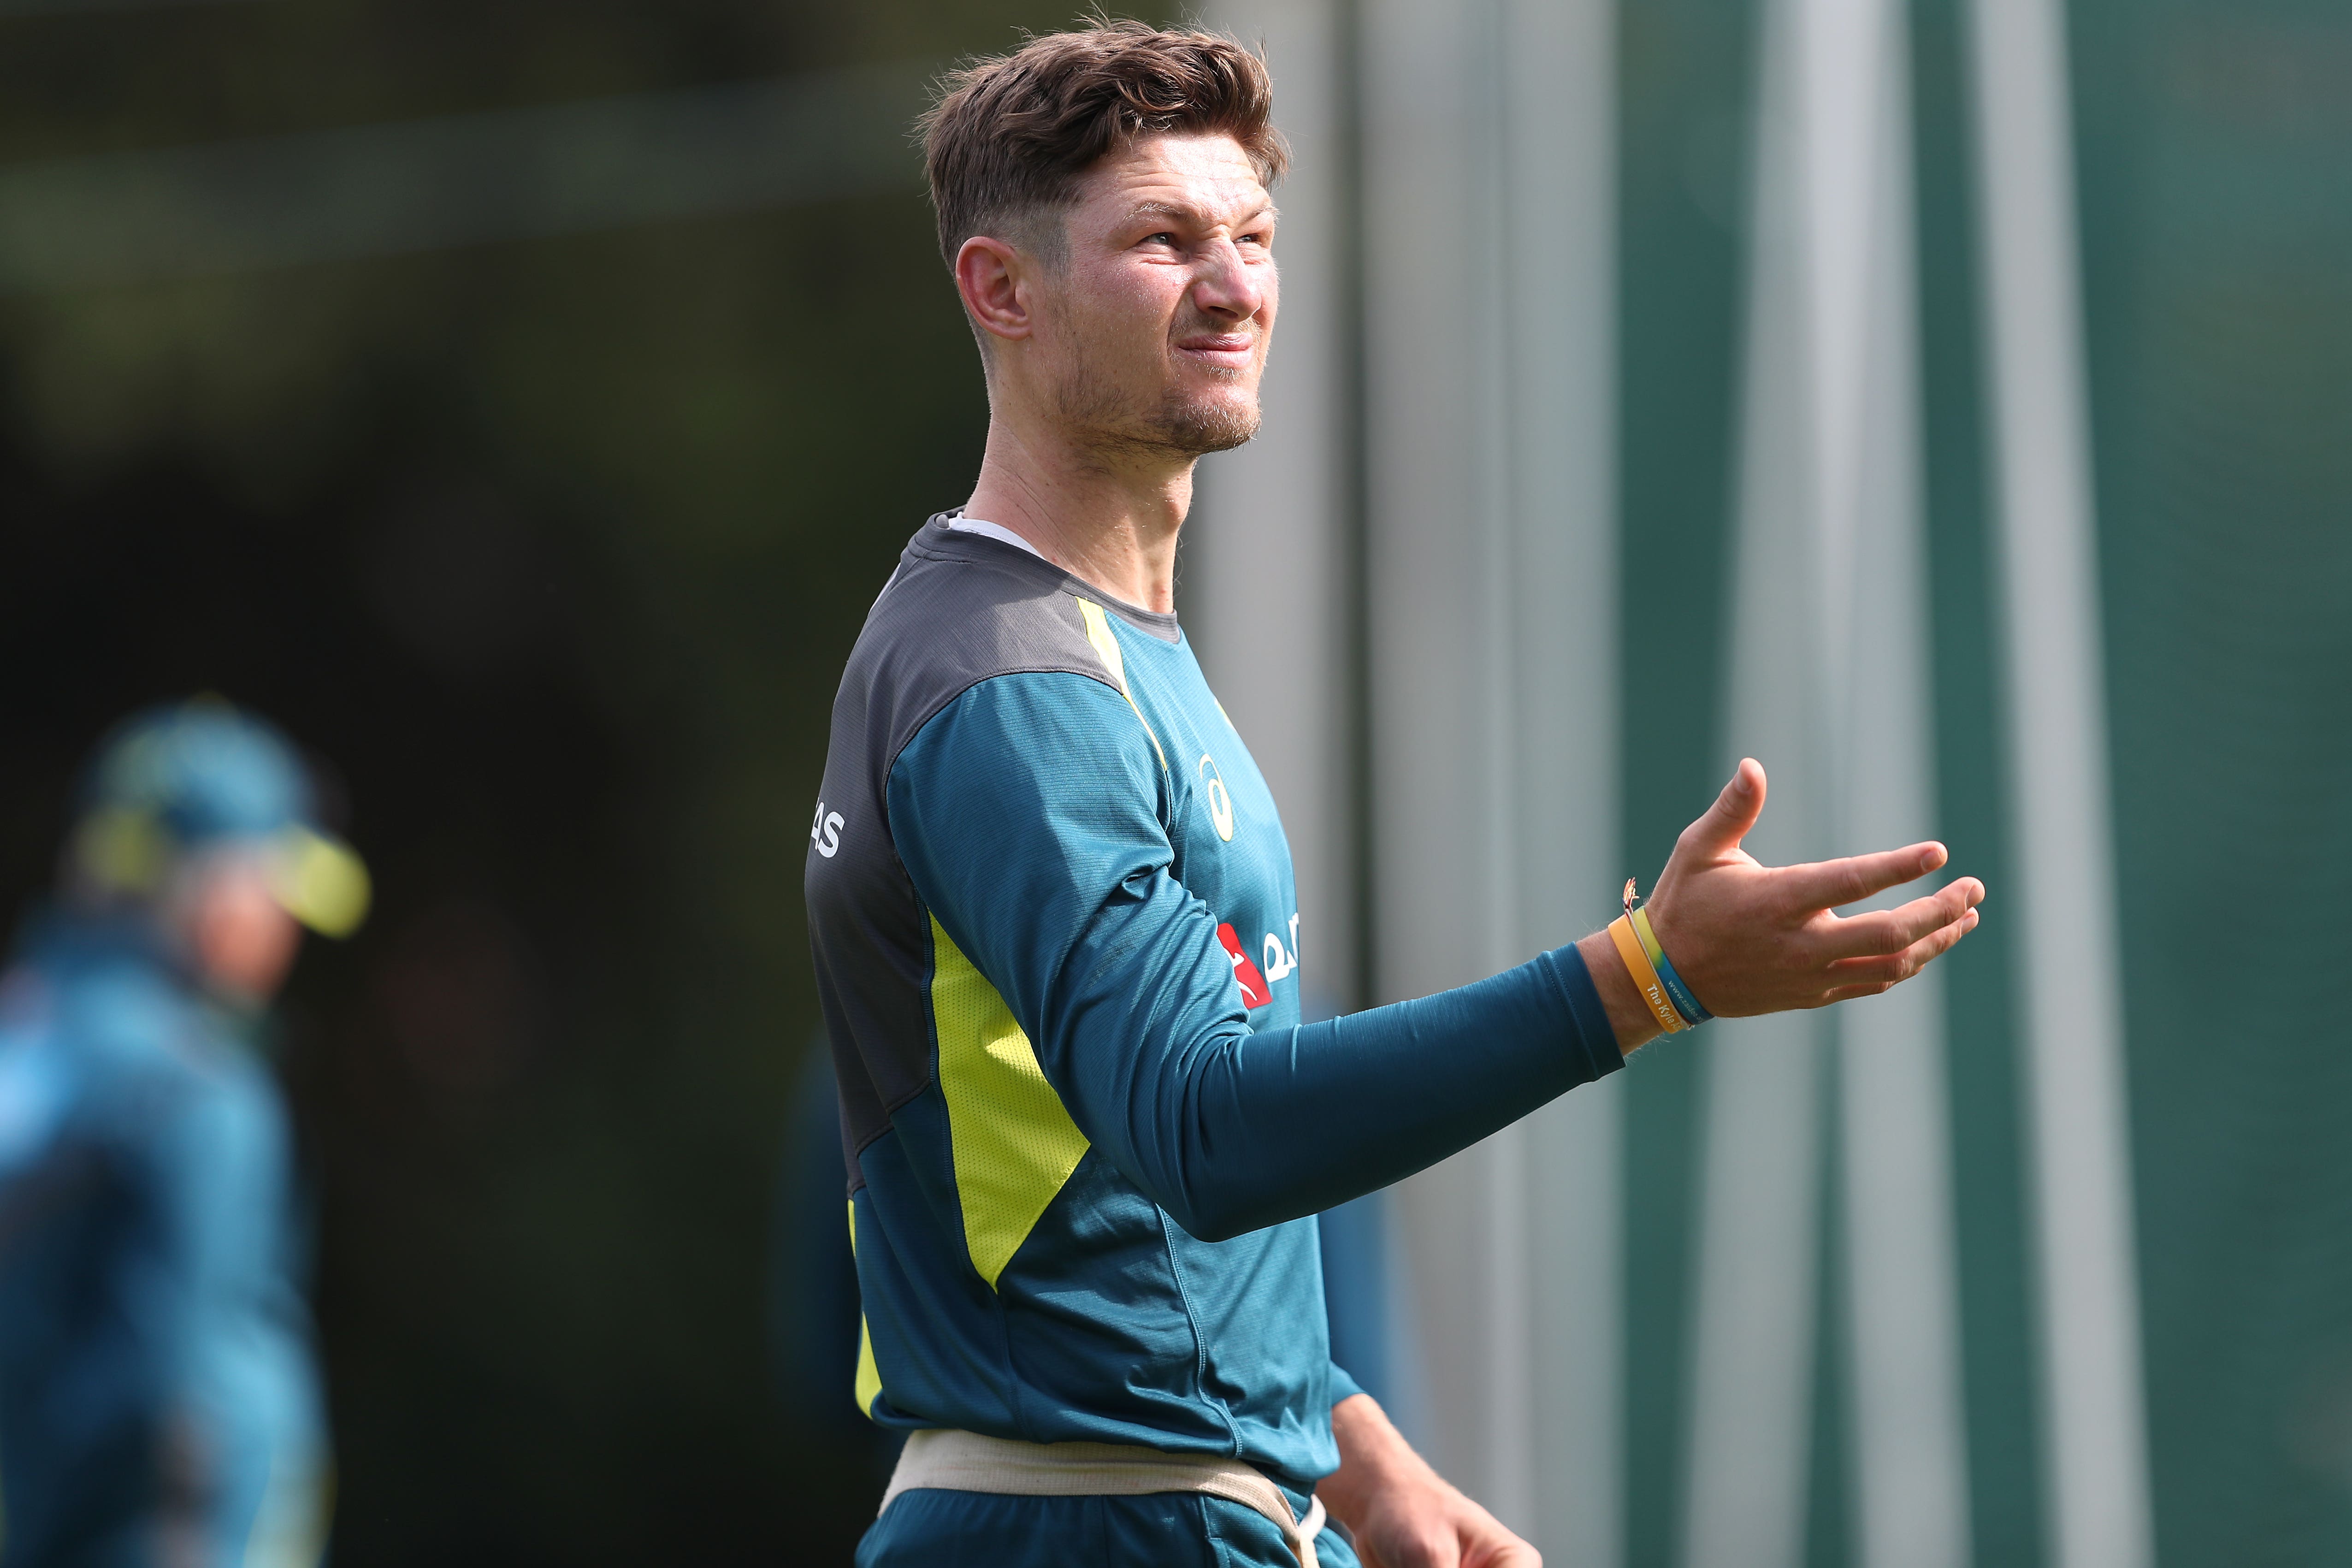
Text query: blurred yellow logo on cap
270 827 372 939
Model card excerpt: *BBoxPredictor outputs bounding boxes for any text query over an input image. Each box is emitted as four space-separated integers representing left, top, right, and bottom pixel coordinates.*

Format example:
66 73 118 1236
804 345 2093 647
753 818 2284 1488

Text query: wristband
1607 913 1685 1035
1630 904 1713 1025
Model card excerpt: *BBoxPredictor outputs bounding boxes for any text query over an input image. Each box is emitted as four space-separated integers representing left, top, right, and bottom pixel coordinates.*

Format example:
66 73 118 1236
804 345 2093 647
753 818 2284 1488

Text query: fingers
1775 840 1949 914
1810 878 1985 960
1678 758 1768 859
1824 907 1979 988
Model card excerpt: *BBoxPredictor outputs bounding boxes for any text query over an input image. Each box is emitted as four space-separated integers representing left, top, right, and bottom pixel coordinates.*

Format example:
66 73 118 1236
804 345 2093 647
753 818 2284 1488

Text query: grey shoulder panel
849 531 1113 773
806 515 1158 1189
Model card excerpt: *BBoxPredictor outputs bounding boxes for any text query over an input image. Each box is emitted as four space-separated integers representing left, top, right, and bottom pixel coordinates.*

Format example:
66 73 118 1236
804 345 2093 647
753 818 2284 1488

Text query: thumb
1683 758 1767 858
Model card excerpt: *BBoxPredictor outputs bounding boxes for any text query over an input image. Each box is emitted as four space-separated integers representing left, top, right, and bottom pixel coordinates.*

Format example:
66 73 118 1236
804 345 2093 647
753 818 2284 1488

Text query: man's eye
1145 232 1179 247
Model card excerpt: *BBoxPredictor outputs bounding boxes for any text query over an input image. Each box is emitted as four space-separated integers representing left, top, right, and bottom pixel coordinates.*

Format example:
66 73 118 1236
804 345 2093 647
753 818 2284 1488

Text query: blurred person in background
0 701 368 1568
810 20 1982 1568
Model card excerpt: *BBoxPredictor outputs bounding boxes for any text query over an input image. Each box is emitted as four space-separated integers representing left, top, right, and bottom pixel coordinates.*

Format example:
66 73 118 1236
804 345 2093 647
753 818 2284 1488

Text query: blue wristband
1652 948 1712 1025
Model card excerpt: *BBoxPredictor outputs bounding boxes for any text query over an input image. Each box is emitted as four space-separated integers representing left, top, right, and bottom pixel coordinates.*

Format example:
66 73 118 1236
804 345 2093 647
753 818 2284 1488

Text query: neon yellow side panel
847 1199 884 1416
1075 597 1168 772
930 917 1092 1289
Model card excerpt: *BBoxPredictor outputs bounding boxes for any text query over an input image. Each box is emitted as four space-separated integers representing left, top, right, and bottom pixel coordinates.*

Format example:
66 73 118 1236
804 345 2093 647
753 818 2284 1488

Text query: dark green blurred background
2 0 2348 1564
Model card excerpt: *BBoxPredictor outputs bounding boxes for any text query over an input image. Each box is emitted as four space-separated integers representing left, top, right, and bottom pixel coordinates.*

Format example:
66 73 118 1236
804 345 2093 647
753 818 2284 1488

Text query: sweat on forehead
918 18 1289 266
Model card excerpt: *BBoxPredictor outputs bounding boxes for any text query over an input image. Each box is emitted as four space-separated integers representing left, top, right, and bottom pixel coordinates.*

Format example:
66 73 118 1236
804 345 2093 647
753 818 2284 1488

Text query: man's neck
961 410 1193 614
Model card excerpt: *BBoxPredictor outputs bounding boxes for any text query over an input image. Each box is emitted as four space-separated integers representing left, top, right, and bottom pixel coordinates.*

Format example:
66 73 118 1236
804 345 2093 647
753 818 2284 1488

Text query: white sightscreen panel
1502 0 1624 1554
1965 0 2155 1565
1688 0 1970 1562
1831 0 1971 1556
1364 0 1525 1514
1359 0 1621 1551
1683 0 1829 1551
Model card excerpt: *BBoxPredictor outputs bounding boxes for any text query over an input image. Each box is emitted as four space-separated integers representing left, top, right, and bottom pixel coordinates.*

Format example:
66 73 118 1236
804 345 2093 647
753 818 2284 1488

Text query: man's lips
1175 333 1257 368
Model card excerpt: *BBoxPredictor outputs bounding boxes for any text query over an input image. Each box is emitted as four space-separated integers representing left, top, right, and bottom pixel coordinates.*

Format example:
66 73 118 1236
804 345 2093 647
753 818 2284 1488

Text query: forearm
1322 1392 1427 1526
1124 945 1620 1241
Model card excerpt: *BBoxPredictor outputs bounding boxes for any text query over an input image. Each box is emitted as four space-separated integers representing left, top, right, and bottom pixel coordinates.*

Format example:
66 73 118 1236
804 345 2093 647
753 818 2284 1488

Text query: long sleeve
889 671 1621 1244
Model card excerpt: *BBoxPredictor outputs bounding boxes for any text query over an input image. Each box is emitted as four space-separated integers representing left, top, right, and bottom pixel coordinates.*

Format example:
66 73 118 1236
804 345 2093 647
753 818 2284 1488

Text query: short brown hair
917 18 1288 267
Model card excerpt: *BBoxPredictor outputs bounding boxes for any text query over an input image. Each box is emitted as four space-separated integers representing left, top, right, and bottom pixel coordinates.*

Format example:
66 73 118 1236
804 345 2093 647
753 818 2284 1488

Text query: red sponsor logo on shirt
1215 923 1272 1009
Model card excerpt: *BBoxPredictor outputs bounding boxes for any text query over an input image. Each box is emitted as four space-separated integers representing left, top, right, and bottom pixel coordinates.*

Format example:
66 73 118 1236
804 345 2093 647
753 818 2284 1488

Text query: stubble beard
1052 357 1262 462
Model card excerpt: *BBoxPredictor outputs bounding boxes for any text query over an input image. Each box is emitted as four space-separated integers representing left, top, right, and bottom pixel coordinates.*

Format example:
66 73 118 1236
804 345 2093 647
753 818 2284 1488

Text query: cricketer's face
1031 131 1278 456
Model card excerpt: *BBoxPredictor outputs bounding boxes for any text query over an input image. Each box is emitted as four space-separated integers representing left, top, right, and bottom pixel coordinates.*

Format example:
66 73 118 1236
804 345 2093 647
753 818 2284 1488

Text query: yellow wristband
1608 913 1684 1035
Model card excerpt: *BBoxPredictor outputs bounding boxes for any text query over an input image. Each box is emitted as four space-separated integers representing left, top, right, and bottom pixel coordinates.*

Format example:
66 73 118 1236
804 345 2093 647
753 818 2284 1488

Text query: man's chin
1154 392 1262 455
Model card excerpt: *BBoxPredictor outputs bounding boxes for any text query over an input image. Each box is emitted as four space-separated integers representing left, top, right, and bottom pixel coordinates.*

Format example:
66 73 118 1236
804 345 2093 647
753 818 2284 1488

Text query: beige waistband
880 1428 1325 1568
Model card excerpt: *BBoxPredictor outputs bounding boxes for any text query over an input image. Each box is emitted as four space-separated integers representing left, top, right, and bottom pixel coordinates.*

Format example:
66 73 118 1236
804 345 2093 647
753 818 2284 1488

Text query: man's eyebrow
1121 199 1281 227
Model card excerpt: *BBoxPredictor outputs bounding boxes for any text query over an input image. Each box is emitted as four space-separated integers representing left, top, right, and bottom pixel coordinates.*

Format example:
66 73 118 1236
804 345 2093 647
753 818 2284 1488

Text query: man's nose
1192 238 1268 321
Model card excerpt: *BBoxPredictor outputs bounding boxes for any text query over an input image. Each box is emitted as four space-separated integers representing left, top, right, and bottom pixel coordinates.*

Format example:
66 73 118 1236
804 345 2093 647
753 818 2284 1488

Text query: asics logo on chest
1196 753 1235 842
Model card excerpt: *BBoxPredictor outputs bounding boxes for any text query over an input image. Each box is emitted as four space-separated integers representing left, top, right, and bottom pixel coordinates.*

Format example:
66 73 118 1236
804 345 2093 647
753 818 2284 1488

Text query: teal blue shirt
806 517 1619 1492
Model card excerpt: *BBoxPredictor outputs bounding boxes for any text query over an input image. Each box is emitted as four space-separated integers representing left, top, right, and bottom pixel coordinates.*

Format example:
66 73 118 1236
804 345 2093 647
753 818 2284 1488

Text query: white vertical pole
1359 0 1621 1548
1502 0 1624 1557
1686 0 1971 1563
1680 1034 1822 1568
1833 7 1973 1562
1361 0 1525 1522
1682 0 1828 1557
1964 2 2156 1566
1505 0 1637 1561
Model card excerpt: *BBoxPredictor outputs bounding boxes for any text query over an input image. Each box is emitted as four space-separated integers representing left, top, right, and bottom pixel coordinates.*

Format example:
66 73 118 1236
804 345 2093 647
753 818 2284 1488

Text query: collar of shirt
946 515 1048 562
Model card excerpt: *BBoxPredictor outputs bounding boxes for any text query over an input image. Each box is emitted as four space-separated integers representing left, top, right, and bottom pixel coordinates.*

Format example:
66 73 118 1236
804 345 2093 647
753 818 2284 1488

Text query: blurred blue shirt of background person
0 700 368 1568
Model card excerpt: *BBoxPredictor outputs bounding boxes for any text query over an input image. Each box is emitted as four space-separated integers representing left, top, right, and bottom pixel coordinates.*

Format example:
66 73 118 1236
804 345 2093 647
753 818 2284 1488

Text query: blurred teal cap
70 698 371 938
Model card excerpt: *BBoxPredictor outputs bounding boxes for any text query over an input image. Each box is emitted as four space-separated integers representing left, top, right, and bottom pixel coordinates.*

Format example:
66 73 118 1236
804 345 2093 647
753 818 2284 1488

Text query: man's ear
955 236 1035 344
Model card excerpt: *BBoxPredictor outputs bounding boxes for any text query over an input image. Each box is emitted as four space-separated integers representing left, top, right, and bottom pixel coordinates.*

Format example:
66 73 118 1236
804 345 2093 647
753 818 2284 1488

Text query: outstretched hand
1583 758 1984 1048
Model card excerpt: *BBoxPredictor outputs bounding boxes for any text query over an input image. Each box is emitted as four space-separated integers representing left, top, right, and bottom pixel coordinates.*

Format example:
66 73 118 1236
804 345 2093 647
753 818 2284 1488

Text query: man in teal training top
0 701 368 1567
804 22 1985 1566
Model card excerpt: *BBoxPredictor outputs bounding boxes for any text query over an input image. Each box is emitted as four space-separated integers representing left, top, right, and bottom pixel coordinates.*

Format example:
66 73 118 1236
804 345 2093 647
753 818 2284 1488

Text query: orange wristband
1608 913 1685 1034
